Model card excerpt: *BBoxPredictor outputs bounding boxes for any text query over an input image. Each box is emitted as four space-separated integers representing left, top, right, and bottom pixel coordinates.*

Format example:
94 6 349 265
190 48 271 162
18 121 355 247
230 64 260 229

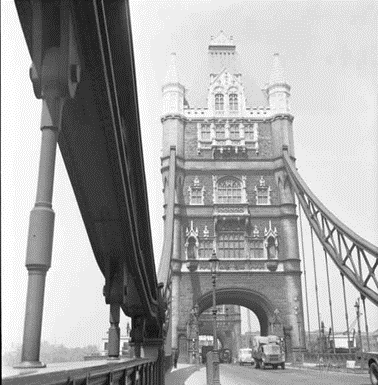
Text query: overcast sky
2 0 377 354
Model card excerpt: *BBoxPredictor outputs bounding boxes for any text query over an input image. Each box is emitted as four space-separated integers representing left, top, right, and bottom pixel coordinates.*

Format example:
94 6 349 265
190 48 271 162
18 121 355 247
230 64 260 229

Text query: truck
238 348 253 366
252 335 285 370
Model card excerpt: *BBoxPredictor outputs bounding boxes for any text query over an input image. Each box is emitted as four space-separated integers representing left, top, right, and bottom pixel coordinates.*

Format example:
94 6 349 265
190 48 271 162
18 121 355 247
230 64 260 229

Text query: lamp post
210 250 221 385
193 303 200 365
294 306 303 363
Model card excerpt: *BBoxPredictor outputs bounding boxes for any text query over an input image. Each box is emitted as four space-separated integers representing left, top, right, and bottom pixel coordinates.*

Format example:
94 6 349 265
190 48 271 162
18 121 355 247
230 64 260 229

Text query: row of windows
215 93 238 111
197 237 276 259
189 178 271 205
200 124 257 141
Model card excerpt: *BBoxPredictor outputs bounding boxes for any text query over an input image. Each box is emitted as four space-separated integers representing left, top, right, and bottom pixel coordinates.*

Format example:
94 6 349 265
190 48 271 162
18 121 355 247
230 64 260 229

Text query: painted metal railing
283 147 378 306
2 357 161 385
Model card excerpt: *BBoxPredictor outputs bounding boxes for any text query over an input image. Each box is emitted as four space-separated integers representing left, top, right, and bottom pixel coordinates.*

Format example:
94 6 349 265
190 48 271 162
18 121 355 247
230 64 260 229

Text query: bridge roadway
166 363 370 385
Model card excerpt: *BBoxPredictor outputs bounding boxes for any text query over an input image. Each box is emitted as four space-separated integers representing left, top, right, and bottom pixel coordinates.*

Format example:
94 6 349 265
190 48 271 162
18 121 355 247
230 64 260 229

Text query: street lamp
209 250 220 385
294 306 304 364
193 304 199 365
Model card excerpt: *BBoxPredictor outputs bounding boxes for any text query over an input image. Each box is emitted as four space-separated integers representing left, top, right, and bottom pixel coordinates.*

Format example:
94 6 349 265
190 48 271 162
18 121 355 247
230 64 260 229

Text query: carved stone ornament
185 221 200 265
264 220 279 259
203 225 209 238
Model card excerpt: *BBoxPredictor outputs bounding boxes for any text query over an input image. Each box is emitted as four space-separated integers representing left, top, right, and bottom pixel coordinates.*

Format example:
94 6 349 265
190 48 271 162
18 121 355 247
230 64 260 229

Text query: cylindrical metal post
15 99 60 368
108 303 121 359
212 277 218 352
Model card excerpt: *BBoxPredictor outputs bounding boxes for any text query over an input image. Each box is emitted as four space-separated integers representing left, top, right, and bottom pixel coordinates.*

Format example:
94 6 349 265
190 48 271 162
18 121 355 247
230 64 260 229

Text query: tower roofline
268 52 289 87
163 52 182 87
209 31 235 50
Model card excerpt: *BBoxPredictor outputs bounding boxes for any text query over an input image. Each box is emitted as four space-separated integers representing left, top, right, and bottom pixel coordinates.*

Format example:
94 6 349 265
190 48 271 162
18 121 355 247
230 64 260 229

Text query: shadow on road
165 365 202 385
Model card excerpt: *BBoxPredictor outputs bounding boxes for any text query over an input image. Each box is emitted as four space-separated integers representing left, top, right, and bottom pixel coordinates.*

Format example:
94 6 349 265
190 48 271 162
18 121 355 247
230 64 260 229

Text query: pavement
165 362 367 385
165 364 206 385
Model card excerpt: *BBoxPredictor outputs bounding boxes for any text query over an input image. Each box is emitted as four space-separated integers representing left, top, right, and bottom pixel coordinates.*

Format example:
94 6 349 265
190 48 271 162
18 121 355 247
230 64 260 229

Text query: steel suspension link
324 250 335 353
361 295 371 351
310 227 322 351
299 205 312 350
341 273 351 354
282 148 378 305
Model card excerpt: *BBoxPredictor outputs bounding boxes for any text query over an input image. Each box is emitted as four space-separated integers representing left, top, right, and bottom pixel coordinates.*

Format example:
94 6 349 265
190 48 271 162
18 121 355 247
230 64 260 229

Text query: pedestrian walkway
165 364 240 385
165 364 206 385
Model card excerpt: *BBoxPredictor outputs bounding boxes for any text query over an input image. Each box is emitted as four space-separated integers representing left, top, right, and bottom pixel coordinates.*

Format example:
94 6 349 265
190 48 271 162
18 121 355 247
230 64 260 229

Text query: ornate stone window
201 124 211 140
215 93 224 111
188 176 205 205
255 176 271 205
218 179 242 204
213 176 247 204
199 236 213 259
229 124 240 140
244 122 259 153
215 124 225 140
229 93 238 111
218 232 245 259
244 124 254 140
249 225 264 258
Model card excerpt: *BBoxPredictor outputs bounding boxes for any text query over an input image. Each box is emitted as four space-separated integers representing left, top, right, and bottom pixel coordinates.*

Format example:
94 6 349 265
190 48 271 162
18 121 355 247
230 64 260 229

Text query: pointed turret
163 52 180 85
267 53 294 158
161 53 185 158
162 52 185 116
269 53 286 85
267 53 291 113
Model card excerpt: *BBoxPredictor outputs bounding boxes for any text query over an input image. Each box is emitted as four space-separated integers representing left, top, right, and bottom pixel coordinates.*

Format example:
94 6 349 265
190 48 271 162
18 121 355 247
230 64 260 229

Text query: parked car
238 348 253 366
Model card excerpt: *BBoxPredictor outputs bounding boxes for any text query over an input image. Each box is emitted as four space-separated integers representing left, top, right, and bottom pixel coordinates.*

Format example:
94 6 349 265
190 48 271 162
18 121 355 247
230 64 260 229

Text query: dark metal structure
11 0 165 381
283 146 378 306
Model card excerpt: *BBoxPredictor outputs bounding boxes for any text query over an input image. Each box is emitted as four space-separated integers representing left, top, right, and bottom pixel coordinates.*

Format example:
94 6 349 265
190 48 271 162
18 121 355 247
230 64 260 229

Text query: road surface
219 364 370 385
165 363 371 385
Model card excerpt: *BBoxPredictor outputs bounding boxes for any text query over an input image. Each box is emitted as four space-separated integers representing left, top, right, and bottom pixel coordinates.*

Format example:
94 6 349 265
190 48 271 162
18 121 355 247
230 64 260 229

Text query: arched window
229 94 238 110
217 179 242 204
215 94 224 111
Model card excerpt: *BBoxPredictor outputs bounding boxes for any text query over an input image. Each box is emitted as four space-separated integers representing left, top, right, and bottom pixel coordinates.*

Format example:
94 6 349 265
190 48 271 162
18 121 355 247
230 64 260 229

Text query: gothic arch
196 287 275 336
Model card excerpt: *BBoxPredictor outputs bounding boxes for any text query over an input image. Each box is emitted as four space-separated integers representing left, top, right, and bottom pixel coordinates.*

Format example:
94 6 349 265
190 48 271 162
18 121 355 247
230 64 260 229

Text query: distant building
84 333 131 361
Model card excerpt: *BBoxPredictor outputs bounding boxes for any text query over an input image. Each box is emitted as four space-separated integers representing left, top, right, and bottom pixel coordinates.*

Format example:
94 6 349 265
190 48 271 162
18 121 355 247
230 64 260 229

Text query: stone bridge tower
161 31 305 362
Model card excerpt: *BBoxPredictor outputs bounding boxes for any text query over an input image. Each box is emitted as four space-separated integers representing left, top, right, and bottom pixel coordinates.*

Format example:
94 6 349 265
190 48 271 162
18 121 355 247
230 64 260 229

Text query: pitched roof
209 30 235 48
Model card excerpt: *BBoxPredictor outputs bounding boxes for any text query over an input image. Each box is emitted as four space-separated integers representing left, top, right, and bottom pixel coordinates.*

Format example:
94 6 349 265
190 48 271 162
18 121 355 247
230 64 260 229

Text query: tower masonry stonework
161 31 305 362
